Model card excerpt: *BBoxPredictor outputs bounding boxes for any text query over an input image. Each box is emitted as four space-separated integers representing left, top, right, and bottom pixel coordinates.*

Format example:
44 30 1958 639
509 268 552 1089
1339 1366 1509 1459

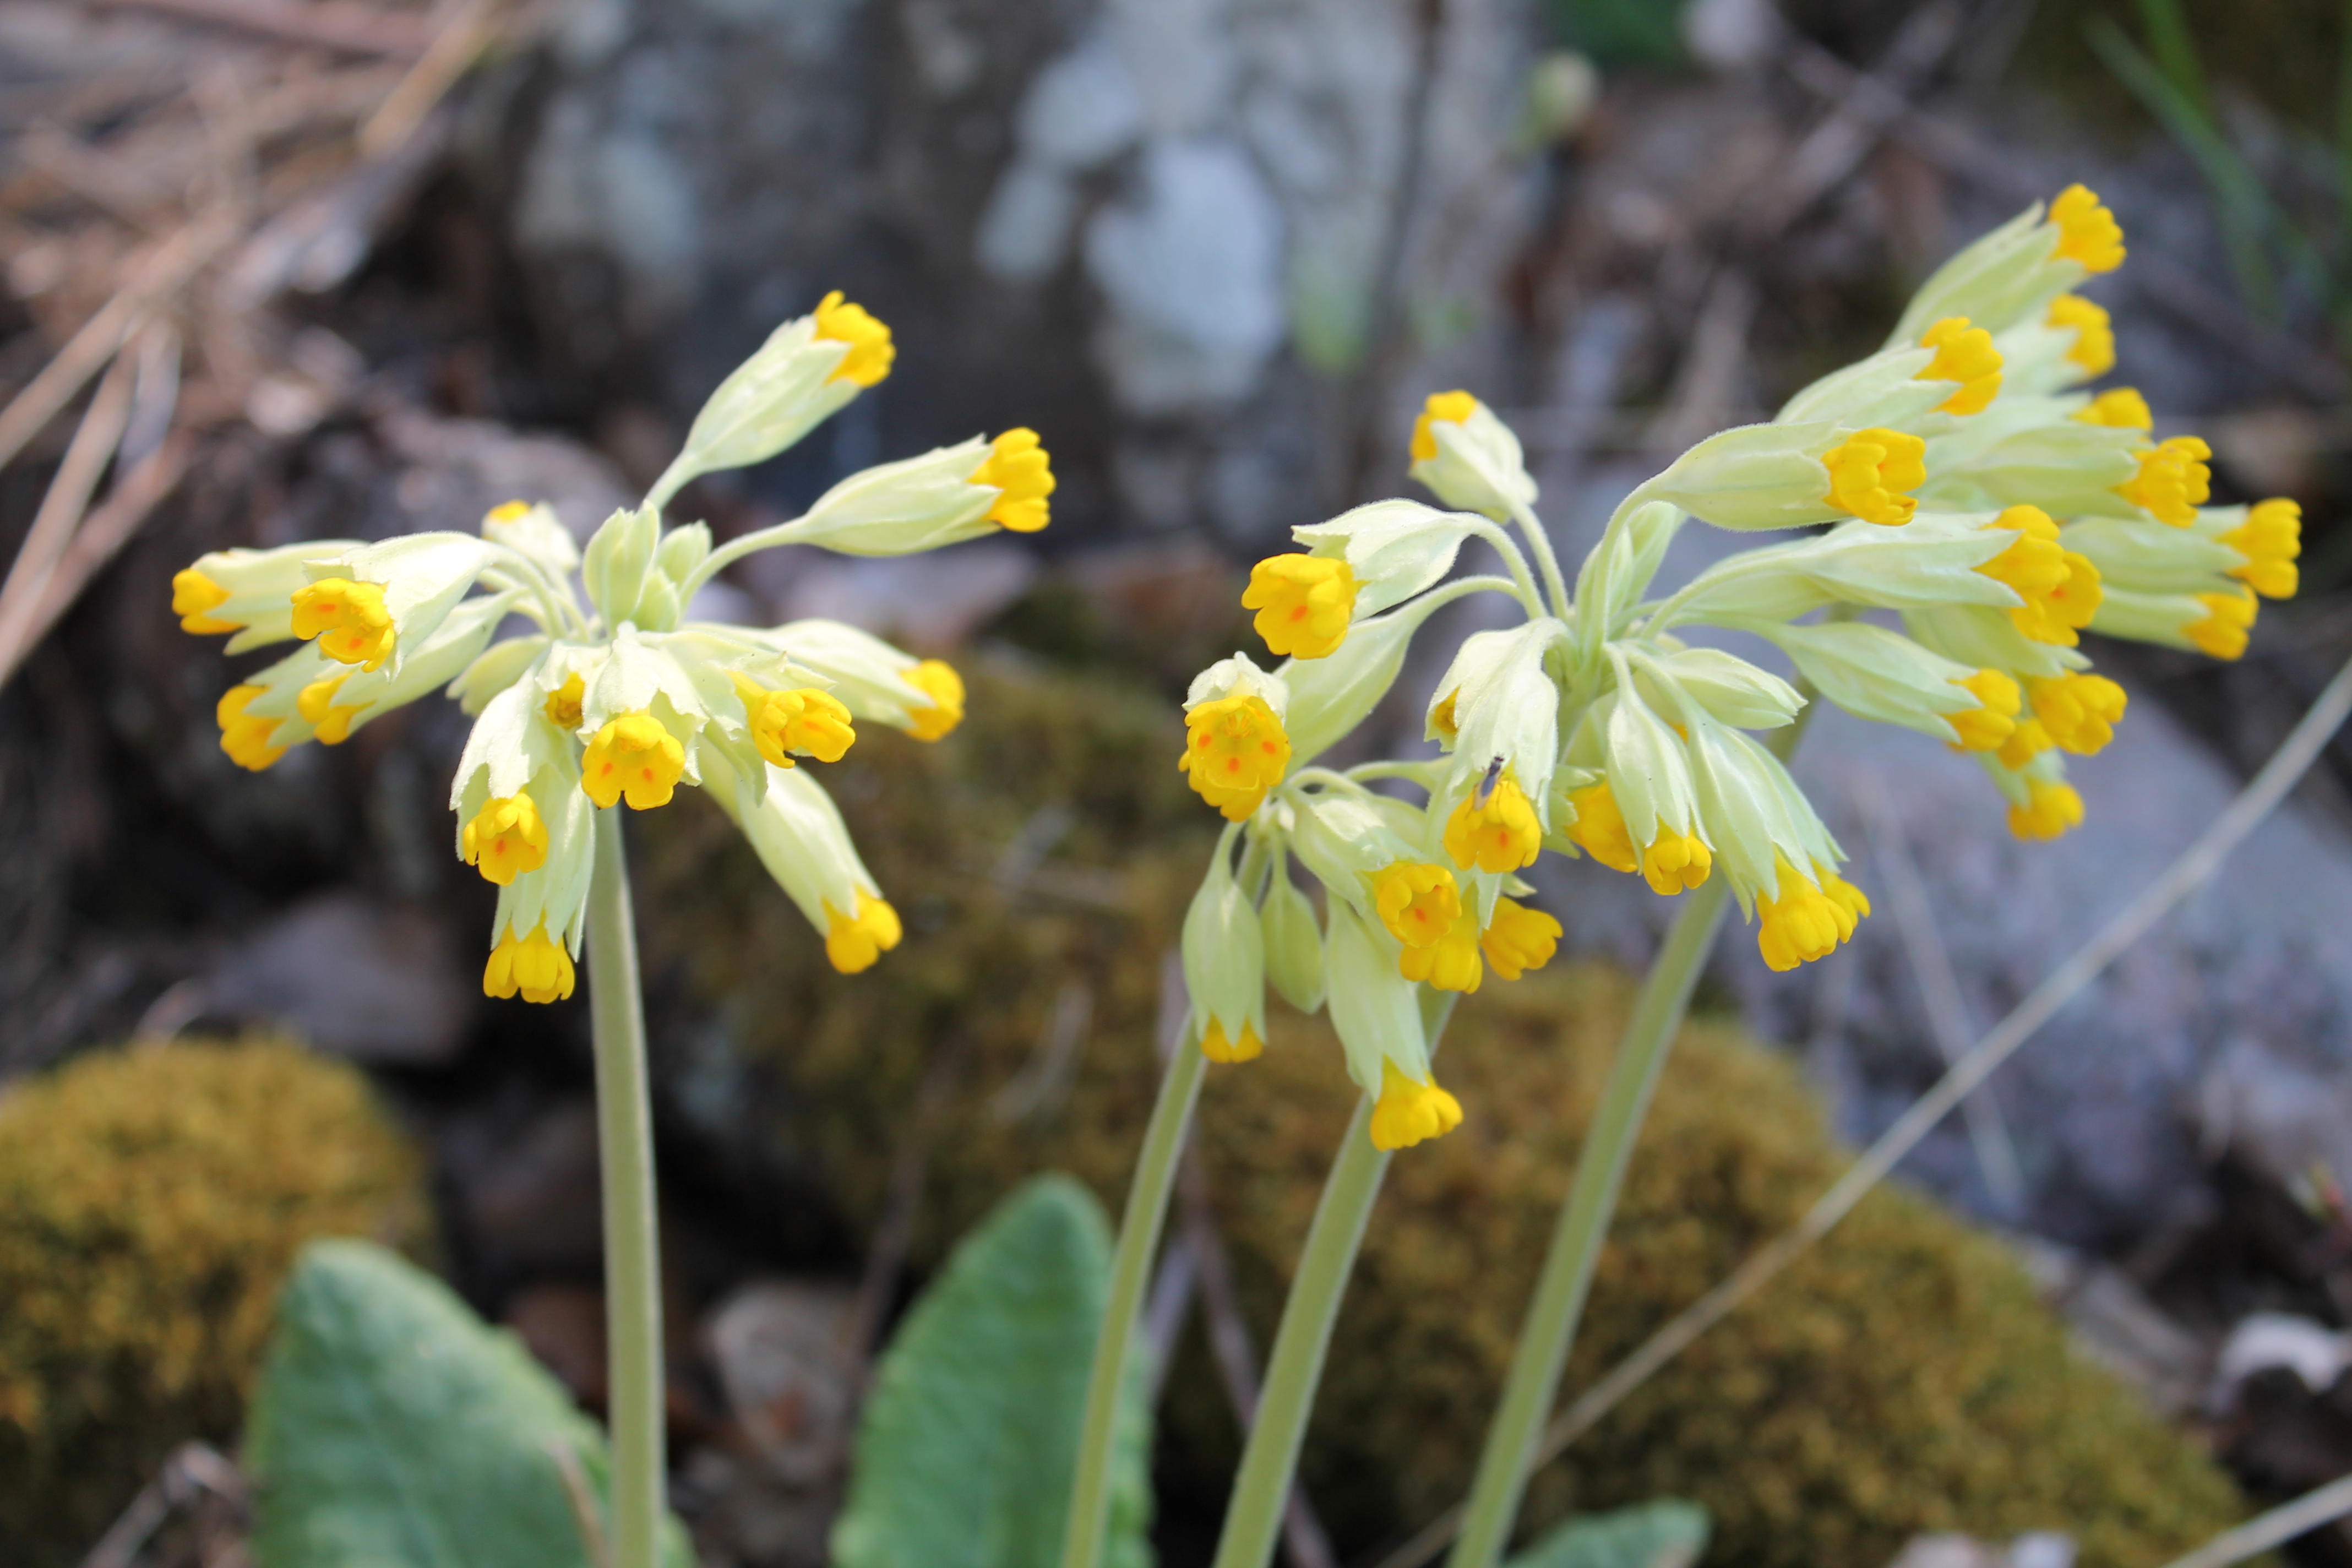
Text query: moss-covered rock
639 659 2248 1568
0 1037 431 1563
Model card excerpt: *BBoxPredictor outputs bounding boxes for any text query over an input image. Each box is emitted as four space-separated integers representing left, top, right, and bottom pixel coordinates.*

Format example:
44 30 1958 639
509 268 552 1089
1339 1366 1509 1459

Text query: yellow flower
733 676 856 767
1640 830 1712 897
1243 554 1359 660
971 428 1054 532
1200 1019 1265 1063
216 685 287 771
2026 673 2126 755
1977 506 2100 646
2050 184 2125 273
1400 904 1484 994
824 892 902 974
582 713 687 810
484 922 575 1004
2224 499 2300 600
1369 1059 1463 1151
1916 317 2002 415
814 290 894 387
1946 668 2021 753
1428 689 1460 743
2074 388 2150 431
291 578 395 671
1442 769 1542 874
172 569 238 634
543 672 586 730
1371 862 1461 952
1565 781 1638 874
1998 717 2053 770
1410 390 1479 463
298 674 364 745
2117 436 2212 527
1480 897 1561 981
462 793 551 886
2186 585 2256 661
1822 428 1927 526
1756 854 1869 972
2046 294 2114 377
903 660 965 741
1179 694 1290 821
2008 779 2084 841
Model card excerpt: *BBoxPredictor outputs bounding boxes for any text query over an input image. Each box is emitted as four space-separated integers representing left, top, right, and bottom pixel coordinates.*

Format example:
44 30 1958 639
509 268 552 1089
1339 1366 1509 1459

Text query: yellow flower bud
216 685 287 771
1442 769 1541 874
1756 855 1869 972
173 569 237 634
824 892 902 974
2049 184 2125 273
971 428 1054 533
462 793 551 886
903 660 965 741
2027 673 2126 755
814 290 894 387
2008 779 2084 841
483 922 574 1004
1369 1058 1463 1151
2046 294 2114 377
1821 428 1927 526
2117 437 2212 527
1916 317 2002 415
291 578 395 671
1946 669 2021 753
1480 898 1561 982
1178 694 1290 821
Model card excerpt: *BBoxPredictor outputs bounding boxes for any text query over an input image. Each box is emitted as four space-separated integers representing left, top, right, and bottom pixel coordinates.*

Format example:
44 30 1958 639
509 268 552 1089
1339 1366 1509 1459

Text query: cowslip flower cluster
1181 185 2298 1150
173 291 1054 1000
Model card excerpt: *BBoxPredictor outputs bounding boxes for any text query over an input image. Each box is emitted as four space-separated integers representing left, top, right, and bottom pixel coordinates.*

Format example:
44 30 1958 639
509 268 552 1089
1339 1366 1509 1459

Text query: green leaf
246 1238 693 1568
1504 1500 1711 1568
833 1174 1155 1568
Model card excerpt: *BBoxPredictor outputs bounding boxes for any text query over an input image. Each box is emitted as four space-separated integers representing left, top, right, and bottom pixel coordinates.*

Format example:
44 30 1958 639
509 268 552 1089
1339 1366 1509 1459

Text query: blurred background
5 0 2352 1563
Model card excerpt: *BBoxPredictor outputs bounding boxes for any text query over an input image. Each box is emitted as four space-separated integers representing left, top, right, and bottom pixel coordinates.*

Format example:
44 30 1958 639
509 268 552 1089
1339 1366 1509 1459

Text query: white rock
2213 1313 2352 1407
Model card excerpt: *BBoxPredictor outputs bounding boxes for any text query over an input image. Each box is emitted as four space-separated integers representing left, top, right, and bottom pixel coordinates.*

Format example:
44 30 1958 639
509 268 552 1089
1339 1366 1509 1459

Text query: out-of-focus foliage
1503 1499 1709 1568
0 1038 432 1564
639 661 2249 1568
834 1175 1153 1568
247 1240 692 1568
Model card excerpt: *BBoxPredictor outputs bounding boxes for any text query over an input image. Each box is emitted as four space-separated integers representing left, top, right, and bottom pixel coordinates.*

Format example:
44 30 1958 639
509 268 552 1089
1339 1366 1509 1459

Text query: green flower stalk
171 291 1060 1567
1060 181 2301 1568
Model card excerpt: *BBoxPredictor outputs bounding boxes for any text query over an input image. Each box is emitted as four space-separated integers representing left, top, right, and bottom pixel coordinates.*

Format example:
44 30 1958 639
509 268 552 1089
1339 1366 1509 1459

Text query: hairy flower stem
1445 709 1820 1568
1210 991 1459 1568
1061 1033 1210 1568
587 809 665 1568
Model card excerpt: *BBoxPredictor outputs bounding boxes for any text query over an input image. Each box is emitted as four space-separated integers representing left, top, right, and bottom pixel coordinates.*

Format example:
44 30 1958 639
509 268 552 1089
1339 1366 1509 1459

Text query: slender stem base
1211 992 1458 1568
1445 879 1730 1568
1061 1036 1209 1568
587 808 665 1568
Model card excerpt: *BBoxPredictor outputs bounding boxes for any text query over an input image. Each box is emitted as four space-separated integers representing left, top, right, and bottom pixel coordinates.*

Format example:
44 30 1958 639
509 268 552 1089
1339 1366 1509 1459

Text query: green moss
640 660 2249 1568
0 1037 432 1563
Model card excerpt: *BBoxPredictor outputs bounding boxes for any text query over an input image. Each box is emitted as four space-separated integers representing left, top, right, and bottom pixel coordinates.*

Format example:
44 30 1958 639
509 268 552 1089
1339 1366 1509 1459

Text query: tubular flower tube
1411 391 1480 462
1977 506 2101 645
1179 695 1291 821
298 674 364 744
734 677 857 767
462 793 551 886
1243 554 1360 659
2046 294 2114 377
483 922 575 1003
1822 428 1928 525
2117 436 2213 526
2050 183 2125 272
1640 827 1712 896
2187 586 2258 660
582 715 688 810
823 892 903 974
1916 317 2002 415
971 427 1055 532
291 578 395 671
902 660 966 741
1369 1058 1464 1152
216 685 288 771
2027 673 2126 755
1564 781 1638 874
2009 778 2085 841
1756 856 1870 972
1947 668 2022 752
1480 899 1562 981
814 290 894 386
1399 904 1484 994
1371 861 1462 954
2224 499 2301 599
1443 769 1542 874
2075 387 2152 431
173 570 236 633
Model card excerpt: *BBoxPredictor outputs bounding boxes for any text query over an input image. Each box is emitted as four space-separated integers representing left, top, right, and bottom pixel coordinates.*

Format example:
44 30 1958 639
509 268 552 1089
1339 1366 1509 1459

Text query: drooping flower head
175 291 1053 995
1172 184 2290 1150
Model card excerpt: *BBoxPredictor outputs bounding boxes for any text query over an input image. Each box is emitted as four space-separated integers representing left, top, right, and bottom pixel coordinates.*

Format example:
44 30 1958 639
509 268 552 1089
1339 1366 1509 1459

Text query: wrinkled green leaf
834 1174 1154 1568
247 1239 692 1568
1505 1500 1711 1568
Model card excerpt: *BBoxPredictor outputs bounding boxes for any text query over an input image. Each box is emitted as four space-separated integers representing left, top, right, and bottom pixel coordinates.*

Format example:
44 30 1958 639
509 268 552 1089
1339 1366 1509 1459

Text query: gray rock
205 891 473 1064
